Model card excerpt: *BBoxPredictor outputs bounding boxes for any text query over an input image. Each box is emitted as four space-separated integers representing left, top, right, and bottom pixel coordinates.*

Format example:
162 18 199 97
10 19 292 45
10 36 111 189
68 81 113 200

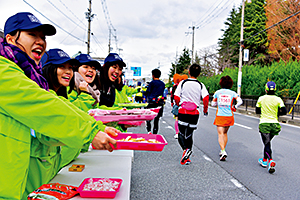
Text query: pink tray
117 120 144 126
77 178 122 198
92 111 157 123
111 133 168 151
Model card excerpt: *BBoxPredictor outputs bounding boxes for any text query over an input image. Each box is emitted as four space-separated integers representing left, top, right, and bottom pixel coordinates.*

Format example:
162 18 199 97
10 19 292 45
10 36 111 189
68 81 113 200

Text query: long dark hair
99 62 116 91
42 63 74 98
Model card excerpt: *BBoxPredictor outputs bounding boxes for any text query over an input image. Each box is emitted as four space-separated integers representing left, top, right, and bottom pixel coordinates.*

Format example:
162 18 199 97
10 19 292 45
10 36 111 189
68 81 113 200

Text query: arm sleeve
235 96 243 108
174 95 181 106
255 97 261 114
202 95 209 113
211 98 217 107
124 85 139 96
0 59 100 149
68 89 96 112
278 98 287 115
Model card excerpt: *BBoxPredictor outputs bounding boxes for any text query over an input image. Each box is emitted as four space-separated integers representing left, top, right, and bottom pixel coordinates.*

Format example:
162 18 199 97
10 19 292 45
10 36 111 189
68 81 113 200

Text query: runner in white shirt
174 64 209 165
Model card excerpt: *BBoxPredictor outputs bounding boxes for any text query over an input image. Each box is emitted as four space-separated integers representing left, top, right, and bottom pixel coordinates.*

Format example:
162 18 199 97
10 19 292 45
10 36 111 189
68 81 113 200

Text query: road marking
167 126 173 129
230 179 245 191
234 123 252 129
203 155 212 162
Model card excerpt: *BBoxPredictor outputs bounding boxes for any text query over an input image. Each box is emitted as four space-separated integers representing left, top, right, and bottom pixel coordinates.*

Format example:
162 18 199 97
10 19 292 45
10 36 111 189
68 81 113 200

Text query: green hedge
198 60 300 98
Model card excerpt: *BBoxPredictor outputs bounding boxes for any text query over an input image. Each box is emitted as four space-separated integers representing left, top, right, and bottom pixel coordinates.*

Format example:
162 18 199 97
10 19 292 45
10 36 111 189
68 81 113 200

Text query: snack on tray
83 178 120 191
117 136 161 143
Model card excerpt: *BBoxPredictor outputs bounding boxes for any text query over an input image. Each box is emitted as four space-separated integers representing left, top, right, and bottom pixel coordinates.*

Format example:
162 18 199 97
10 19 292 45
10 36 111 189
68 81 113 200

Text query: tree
197 45 218 77
218 0 268 68
218 7 241 70
169 48 191 79
243 0 268 65
266 0 300 62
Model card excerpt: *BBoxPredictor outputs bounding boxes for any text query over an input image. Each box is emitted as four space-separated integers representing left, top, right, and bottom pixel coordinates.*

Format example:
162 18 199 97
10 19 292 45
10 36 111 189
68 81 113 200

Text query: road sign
131 67 141 76
243 49 249 62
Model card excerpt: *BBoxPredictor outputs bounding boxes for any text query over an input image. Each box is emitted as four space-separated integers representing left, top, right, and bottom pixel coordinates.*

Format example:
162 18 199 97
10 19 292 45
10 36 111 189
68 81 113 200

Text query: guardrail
208 95 300 120
241 99 300 120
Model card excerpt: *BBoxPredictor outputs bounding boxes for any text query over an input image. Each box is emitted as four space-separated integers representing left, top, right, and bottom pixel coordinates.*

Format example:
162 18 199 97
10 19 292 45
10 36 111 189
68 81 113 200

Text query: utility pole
175 47 178 74
108 28 116 53
108 28 111 53
85 0 94 55
237 0 245 97
186 25 199 64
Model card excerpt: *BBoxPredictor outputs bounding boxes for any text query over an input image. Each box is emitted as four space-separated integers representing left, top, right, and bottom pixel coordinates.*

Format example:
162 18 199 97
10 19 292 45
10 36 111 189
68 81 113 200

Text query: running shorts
213 116 234 126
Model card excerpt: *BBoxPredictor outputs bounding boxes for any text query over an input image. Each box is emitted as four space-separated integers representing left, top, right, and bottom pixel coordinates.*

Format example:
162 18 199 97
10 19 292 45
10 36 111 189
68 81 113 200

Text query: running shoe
220 150 227 161
258 158 267 168
185 158 191 165
174 134 178 139
148 131 152 134
268 160 276 174
180 149 192 165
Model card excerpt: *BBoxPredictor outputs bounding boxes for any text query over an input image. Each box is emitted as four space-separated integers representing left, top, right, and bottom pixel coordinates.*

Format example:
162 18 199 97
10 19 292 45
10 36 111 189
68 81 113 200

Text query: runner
174 64 209 165
211 75 243 161
145 68 165 134
256 81 287 173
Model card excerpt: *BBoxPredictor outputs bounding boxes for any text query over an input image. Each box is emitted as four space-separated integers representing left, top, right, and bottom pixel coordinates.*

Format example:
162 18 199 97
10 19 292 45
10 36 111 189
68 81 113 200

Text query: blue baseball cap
265 81 276 91
4 12 56 36
75 54 101 70
41 48 79 67
104 53 126 68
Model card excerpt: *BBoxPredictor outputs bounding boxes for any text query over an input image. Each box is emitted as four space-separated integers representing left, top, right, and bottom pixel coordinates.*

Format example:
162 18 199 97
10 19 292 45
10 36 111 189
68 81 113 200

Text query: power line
100 0 118 53
23 0 86 43
46 0 86 31
199 10 300 61
57 0 86 28
196 0 233 28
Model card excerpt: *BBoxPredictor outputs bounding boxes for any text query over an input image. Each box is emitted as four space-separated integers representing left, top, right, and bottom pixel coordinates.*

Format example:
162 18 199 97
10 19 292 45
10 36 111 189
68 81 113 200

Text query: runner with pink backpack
174 64 209 165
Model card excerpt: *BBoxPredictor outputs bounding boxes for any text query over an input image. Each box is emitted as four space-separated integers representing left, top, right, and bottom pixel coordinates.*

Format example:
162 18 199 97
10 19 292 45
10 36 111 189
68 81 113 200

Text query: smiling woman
0 12 119 199
41 48 79 98
99 53 126 107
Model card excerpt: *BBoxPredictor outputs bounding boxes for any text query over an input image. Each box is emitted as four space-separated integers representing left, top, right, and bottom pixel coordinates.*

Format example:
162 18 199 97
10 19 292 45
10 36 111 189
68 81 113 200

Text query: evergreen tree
218 0 268 69
243 0 268 65
169 48 191 79
218 7 241 70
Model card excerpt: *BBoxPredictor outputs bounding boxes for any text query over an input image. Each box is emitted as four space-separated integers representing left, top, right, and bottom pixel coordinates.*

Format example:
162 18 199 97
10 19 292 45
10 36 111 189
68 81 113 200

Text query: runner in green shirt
256 81 286 174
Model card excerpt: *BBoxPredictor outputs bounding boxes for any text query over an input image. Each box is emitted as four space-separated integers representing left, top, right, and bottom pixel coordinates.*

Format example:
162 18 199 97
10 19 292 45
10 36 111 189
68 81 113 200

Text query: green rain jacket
114 85 138 106
68 89 96 112
25 90 107 198
0 56 101 199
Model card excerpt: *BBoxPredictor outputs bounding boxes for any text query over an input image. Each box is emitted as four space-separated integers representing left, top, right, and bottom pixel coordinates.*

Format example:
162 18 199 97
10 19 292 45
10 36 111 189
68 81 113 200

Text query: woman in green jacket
0 12 117 199
68 53 102 112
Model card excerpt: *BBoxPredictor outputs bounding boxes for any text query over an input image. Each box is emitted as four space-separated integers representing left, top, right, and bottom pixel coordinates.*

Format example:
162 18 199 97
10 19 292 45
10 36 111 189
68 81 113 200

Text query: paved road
128 100 300 200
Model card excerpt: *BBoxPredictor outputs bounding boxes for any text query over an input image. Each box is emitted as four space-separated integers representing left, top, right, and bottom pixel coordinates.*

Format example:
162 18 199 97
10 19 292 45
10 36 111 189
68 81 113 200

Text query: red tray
77 178 122 198
110 133 168 151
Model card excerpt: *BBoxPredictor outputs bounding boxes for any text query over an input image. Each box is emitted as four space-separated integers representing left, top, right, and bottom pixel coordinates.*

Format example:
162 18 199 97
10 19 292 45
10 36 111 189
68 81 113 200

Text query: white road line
234 123 252 130
167 126 173 129
230 179 245 191
203 155 212 162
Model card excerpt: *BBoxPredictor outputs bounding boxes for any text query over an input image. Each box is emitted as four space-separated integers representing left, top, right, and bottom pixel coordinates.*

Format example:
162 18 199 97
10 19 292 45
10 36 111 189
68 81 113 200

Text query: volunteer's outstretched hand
92 131 117 152
105 126 121 137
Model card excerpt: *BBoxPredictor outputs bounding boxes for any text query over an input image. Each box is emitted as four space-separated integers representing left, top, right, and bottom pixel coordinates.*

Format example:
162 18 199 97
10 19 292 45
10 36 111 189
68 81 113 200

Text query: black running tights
178 125 195 150
260 132 275 160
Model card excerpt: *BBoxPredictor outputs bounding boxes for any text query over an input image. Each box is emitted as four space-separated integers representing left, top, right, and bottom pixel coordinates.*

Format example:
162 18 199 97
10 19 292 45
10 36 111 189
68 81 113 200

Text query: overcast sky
0 0 242 79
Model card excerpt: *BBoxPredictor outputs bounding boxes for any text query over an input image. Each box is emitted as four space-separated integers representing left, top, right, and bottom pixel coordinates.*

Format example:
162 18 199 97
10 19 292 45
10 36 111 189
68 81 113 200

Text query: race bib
218 94 231 106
